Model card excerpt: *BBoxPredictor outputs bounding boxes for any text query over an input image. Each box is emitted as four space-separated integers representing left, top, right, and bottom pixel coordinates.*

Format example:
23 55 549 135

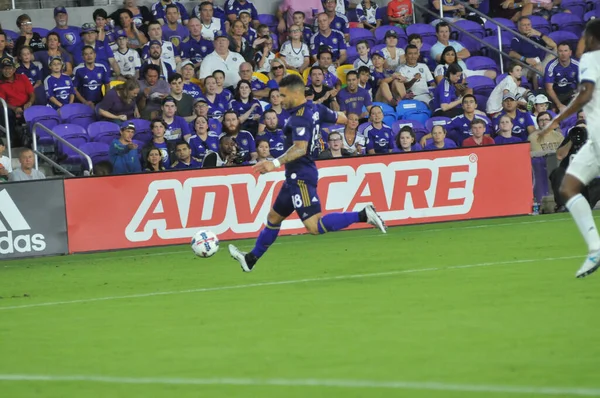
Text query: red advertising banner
64 144 533 253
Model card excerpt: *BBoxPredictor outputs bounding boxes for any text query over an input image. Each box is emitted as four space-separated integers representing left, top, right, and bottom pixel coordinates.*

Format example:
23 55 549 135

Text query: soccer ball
191 230 220 258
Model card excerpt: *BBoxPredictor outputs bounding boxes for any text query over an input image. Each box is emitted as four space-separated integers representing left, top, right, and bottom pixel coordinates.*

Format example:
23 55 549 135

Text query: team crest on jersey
419 68 424 73
167 44 173 51
172 38 181 47
65 80 71 86
65 33 76 45
31 70 36 76
128 56 134 62
201 46 207 52
519 117 524 124
332 37 338 44
233 57 238 61
97 73 102 78
242 139 248 145
571 71 576 77
335 23 342 29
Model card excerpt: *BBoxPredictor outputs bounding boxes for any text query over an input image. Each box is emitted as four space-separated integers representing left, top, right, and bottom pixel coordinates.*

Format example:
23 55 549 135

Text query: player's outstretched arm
541 82 594 135
253 140 309 174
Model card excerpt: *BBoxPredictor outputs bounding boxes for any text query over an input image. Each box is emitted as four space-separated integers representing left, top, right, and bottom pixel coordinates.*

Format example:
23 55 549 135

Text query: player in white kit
541 20 600 278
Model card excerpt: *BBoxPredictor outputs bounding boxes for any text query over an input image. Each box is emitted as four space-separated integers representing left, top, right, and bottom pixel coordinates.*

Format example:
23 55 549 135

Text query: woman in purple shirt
97 77 140 122
365 106 394 154
432 63 468 118
494 114 523 144
229 79 263 134
394 126 422 153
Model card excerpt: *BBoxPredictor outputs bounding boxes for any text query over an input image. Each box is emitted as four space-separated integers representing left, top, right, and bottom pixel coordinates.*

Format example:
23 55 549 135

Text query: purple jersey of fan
337 87 372 114
16 63 41 87
494 135 523 144
188 132 220 160
183 82 203 99
261 128 286 158
72 40 115 72
232 130 257 161
205 93 230 119
364 123 394 154
50 26 82 54
162 24 189 52
182 36 214 65
152 1 190 24
172 157 203 169
260 107 291 129
44 73 74 109
73 63 111 103
309 29 347 61
424 139 458 150
447 114 493 145
432 79 459 112
226 0 258 19
164 116 191 141
493 110 534 142
544 58 579 95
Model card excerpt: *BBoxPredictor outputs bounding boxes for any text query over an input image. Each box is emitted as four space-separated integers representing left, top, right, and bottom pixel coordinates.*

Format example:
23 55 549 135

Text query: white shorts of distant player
567 140 600 185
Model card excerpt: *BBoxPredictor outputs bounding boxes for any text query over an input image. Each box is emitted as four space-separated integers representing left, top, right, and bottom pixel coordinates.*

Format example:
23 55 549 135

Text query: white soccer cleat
365 205 387 234
576 249 600 278
228 244 253 272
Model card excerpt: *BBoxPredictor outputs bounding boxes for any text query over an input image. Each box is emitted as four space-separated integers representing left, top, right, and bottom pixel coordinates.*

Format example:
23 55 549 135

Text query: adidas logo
0 189 46 254
311 196 319 203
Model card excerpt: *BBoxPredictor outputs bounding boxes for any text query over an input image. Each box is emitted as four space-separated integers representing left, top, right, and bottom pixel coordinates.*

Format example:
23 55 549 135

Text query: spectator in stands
228 19 254 62
431 0 467 24
167 72 194 121
397 45 435 105
531 94 553 129
212 69 233 100
357 0 381 31
109 0 153 33
352 40 373 71
462 119 495 147
50 7 81 54
8 149 45 181
531 0 570 20
408 33 433 68
339 113 365 155
152 0 190 26
162 4 188 54
143 21 179 70
92 161 113 175
239 10 258 47
199 33 244 87
487 63 532 116
267 58 288 89
424 125 457 150
277 0 323 35
190 97 222 133
144 147 166 171
196 2 225 41
13 14 45 56
544 42 578 111
0 58 34 146
137 64 170 119
280 25 310 74
254 36 276 74
432 63 467 117
434 46 496 84
255 139 273 163
0 140 11 181
493 92 535 141
490 0 533 22
188 115 220 161
203 75 230 119
144 40 175 80
387 0 413 28
258 88 290 132
529 111 563 154
321 0 349 43
395 126 422 152
227 0 259 27
337 70 372 119
294 11 316 44
109 123 142 174
310 13 347 66
36 32 73 78
113 30 141 79
143 118 175 168
370 52 406 106
161 96 192 141
494 114 521 144
178 62 201 100
202 134 239 167
78 21 121 73
181 18 214 70
45 57 74 110
430 22 470 63
73 46 111 107
93 9 117 50
230 79 262 133
221 110 257 162
509 16 557 90
116 9 148 50
357 65 373 98
319 131 352 159
16 46 41 89
257 109 286 157
365 106 394 154
98 76 141 122
171 141 202 169
193 0 228 30
312 48 340 86
382 30 406 70
238 62 269 98
305 66 340 110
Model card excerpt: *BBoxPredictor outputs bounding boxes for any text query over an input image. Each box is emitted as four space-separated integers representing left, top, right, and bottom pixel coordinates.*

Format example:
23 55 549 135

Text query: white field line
0 374 599 396
0 254 582 311
1 215 578 268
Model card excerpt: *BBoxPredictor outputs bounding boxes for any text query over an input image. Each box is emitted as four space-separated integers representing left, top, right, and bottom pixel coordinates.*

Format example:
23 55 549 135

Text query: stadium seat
452 20 485 55
253 72 268 84
551 13 584 36
562 0 586 17
32 27 50 37
481 34 512 66
375 6 389 25
425 116 452 133
258 14 278 29
346 46 359 65
102 79 124 95
52 124 89 162
465 56 499 73
529 15 552 36
374 26 406 44
467 75 496 97
406 24 437 45
584 9 600 21
33 84 47 106
372 102 395 117
336 65 354 86
24 106 61 148
87 121 121 145
287 69 302 79
302 68 310 84
130 119 152 143
357 122 370 136
3 29 18 42
548 31 580 53
392 119 428 142
78 142 110 167
59 103 96 128
420 43 437 71
396 100 432 124
349 28 374 46
383 115 396 128
484 18 516 36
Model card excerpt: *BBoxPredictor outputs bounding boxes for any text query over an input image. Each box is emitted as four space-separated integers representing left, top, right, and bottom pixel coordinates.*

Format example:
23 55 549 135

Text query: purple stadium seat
376 6 389 25
453 20 485 55
551 13 584 36
59 103 96 128
396 99 431 121
349 28 374 46
87 121 121 145
3 29 19 42
406 23 437 46
474 94 488 109
358 122 370 136
32 27 49 37
392 119 428 142
24 106 61 147
131 120 152 144
548 31 580 53
78 142 109 166
419 43 437 71
481 35 511 66
584 9 600 21
529 15 552 36
257 14 278 29
346 46 359 64
372 102 395 117
52 124 89 161
562 0 586 17
588 0 600 11
484 18 516 36
465 56 499 73
467 75 496 97
425 116 452 133
374 26 406 44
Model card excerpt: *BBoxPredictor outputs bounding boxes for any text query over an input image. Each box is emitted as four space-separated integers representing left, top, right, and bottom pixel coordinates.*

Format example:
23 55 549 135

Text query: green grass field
2 214 600 397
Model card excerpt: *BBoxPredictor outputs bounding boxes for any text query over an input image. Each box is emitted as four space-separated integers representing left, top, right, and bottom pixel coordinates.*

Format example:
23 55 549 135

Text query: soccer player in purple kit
229 75 387 272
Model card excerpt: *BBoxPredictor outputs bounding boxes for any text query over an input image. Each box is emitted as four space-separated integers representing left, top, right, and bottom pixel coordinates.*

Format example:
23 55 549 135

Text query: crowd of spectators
0 0 588 181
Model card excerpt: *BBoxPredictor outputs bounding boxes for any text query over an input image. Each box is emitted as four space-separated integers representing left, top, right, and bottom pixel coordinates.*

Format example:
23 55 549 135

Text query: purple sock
250 221 280 259
317 212 360 234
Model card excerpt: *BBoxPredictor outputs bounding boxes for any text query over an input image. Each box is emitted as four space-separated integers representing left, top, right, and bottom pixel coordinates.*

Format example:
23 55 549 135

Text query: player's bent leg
302 205 387 235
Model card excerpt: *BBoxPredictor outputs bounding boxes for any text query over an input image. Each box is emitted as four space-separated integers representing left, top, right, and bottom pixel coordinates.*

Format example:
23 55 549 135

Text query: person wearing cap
93 9 117 51
310 13 347 66
387 0 413 28
143 40 175 80
430 22 470 63
142 21 180 71
160 95 192 141
44 56 75 110
162 4 188 53
73 46 111 107
113 29 142 78
199 33 244 87
50 7 82 54
320 0 349 43
492 92 535 142
381 29 406 70
73 23 121 77
180 60 203 99
181 18 214 69
151 0 190 26
109 123 142 175
0 58 34 146
396 45 435 105
13 14 45 57
544 41 579 111
532 94 556 129
226 0 258 27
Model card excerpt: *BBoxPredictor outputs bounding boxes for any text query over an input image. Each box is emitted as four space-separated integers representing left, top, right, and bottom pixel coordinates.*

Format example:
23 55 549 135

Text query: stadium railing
32 122 90 176
0 97 12 167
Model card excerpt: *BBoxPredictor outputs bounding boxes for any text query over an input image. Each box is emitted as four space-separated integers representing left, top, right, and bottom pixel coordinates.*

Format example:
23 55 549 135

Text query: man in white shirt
8 149 45 182
198 1 223 41
199 33 244 88
430 21 470 63
539 20 600 278
397 45 435 105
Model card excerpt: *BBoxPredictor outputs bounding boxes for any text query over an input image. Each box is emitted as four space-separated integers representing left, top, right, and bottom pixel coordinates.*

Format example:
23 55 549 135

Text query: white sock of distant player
566 194 600 252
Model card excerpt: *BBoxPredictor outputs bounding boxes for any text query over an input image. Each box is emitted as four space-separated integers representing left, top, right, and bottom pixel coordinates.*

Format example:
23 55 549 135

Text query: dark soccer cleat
364 205 387 234
576 250 600 278
229 244 257 272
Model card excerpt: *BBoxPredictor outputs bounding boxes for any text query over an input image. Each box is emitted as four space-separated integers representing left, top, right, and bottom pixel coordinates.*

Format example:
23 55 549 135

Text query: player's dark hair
470 118 486 128
407 33 422 43
436 21 450 33
346 70 358 80
175 140 191 150
234 79 254 102
445 62 463 79
405 44 418 53
212 69 225 78
168 73 183 84
82 45 95 54
585 19 600 42
462 94 476 104
279 74 305 91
